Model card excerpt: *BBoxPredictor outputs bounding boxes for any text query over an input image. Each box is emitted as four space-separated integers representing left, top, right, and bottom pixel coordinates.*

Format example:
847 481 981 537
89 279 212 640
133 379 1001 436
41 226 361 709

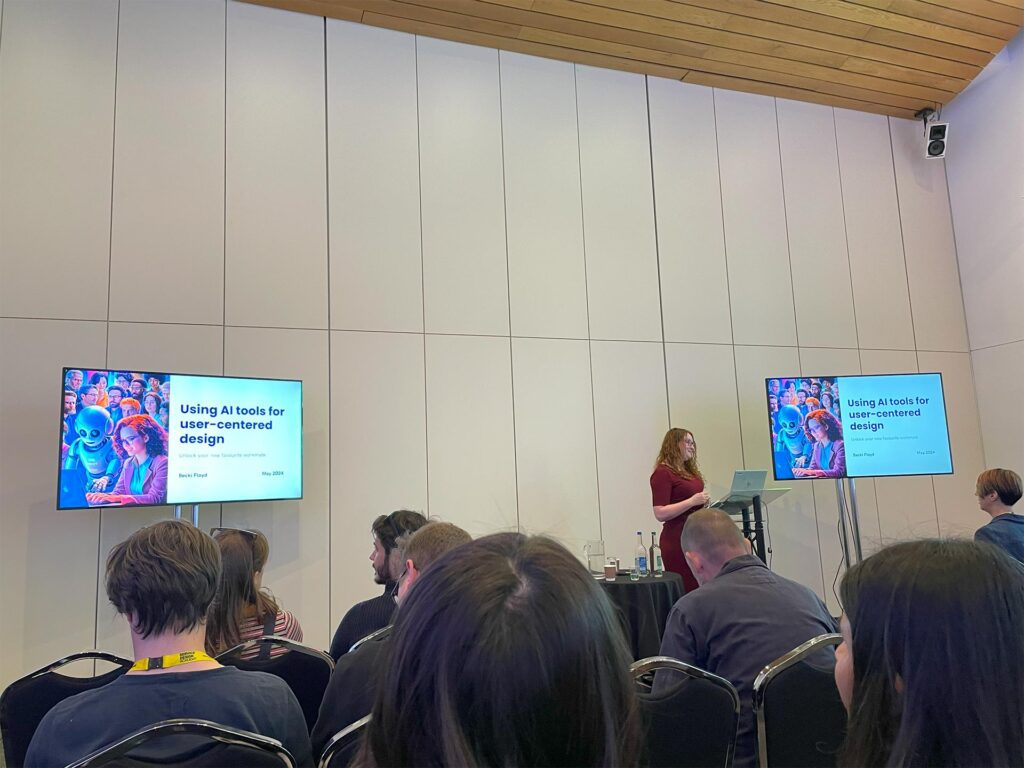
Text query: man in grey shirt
655 509 837 768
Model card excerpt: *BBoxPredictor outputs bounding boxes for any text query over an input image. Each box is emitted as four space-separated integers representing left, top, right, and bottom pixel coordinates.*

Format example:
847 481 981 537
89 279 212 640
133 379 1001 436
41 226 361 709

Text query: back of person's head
838 539 1024 767
976 468 1023 507
371 509 428 555
399 521 472 573
362 533 641 768
681 508 747 567
205 528 279 655
106 520 221 639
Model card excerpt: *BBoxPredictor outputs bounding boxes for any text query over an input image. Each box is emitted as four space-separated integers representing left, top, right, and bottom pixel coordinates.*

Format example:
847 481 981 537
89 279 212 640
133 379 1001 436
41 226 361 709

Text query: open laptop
709 469 768 508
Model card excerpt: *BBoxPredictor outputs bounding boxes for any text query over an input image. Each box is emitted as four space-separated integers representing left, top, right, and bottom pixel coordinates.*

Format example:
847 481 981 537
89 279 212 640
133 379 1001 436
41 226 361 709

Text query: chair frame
630 656 741 768
64 718 296 768
1 650 133 767
317 715 371 768
216 636 335 668
348 625 391 655
752 633 843 768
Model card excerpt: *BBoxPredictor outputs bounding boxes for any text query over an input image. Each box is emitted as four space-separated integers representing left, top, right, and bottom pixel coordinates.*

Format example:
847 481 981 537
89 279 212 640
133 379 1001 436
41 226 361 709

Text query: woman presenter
650 428 710 592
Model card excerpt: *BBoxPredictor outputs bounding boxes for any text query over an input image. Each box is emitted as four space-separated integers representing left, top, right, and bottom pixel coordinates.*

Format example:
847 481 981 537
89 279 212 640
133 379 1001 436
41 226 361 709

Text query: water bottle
633 531 648 579
650 531 665 578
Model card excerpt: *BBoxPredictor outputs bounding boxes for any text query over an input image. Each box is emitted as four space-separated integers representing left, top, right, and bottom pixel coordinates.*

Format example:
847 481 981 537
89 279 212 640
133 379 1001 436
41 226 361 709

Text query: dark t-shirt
25 666 312 768
312 633 390 758
328 586 396 661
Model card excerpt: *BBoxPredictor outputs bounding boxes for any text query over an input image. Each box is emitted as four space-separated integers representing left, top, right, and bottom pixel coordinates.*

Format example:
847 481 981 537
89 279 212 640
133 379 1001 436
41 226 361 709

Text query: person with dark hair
206 528 303 660
89 371 110 407
86 414 168 506
835 539 1024 767
793 408 846 478
651 427 711 592
312 521 472 757
24 520 312 767
357 533 641 767
656 509 836 768
128 377 147 401
106 385 125 424
974 468 1024 563
143 391 162 424
328 509 428 660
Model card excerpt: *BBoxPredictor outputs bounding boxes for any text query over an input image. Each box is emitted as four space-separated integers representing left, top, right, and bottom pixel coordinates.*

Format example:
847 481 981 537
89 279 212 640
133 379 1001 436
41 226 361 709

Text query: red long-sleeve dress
650 463 705 593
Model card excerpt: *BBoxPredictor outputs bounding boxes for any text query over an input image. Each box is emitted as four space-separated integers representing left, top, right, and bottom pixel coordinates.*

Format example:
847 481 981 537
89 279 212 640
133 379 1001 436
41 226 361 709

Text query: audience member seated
206 527 303 660
655 509 836 768
835 539 1024 767
24 520 312 768
973 468 1024 563
311 521 471 758
328 509 427 660
356 532 642 767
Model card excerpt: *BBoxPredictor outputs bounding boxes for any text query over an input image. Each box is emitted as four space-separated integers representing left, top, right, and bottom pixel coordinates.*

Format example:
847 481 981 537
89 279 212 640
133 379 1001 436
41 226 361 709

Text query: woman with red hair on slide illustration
86 414 168 506
793 409 846 478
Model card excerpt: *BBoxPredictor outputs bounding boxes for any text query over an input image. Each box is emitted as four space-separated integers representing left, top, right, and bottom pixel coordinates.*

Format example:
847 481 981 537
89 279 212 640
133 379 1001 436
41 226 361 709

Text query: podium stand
712 487 790 563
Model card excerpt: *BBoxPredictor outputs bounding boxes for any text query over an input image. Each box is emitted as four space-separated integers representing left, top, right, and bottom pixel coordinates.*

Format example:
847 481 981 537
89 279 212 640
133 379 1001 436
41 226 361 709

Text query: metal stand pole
835 479 853 570
174 505 183 520
848 478 863 562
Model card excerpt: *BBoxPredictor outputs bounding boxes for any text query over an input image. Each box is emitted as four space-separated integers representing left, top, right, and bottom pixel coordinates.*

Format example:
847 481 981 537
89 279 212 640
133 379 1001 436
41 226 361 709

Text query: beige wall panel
944 32 1024 351
971 341 1024 470
221 326 330 649
834 110 916 350
648 79 732 345
664 343 742 495
733 345 823 598
109 0 225 326
918 351 986 537
225 2 327 329
858 349 938 541
418 38 509 336
329 330 427 628
777 100 859 350
0 320 106 689
576 66 662 342
425 334 517 535
501 52 589 340
328 21 422 334
715 90 797 347
512 337 600 550
0 1 116 320
798 346 872 614
94 322 225 658
889 118 970 353
590 341 669 566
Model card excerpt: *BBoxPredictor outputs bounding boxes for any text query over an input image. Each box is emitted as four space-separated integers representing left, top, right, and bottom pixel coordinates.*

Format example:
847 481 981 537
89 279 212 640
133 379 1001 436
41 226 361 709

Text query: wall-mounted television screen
58 367 302 510
765 373 952 481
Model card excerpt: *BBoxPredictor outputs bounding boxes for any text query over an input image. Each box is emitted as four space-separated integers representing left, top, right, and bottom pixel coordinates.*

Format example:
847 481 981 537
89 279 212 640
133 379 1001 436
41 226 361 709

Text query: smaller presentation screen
765 373 952 481
58 368 302 510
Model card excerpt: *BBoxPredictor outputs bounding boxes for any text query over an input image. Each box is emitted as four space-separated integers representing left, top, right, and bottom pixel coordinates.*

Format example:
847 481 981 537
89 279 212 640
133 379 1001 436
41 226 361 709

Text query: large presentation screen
58 368 302 509
765 373 952 481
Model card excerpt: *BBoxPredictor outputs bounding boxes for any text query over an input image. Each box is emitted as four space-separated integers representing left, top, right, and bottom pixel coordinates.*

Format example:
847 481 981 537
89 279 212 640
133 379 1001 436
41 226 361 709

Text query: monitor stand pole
835 478 864 570
173 505 201 527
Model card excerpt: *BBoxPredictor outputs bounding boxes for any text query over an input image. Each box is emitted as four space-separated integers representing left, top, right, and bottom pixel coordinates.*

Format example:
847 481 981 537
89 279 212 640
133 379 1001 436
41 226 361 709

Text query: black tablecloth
600 571 684 660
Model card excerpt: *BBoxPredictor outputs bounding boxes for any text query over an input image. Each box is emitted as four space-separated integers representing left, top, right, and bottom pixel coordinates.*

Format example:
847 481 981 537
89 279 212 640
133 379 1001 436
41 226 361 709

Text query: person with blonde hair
974 468 1024 563
650 427 710 592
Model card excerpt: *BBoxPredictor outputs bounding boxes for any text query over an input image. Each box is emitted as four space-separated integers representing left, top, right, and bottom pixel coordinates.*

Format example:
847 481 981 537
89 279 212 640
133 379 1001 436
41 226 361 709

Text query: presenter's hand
690 491 711 508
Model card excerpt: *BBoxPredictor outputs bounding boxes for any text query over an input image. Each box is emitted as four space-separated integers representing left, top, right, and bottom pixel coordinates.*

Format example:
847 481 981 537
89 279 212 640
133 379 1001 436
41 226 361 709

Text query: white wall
0 0 983 688
944 27 1024 474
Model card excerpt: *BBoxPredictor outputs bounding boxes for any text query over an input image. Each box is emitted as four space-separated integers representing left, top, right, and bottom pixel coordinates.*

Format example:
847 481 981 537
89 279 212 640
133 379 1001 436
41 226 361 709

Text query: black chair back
216 636 334 731
632 656 740 768
65 718 295 767
0 651 132 768
753 633 845 768
318 715 370 768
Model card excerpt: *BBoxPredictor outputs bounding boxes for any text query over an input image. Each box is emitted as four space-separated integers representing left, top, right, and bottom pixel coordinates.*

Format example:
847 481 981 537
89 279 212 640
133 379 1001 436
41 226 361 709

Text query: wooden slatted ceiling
243 0 1023 118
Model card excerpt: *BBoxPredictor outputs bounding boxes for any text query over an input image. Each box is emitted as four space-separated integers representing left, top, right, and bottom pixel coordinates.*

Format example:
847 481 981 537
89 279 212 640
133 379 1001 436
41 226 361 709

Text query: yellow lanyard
130 650 216 672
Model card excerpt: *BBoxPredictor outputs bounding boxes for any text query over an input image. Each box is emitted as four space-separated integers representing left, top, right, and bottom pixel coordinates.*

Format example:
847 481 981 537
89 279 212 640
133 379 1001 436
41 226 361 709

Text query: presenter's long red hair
655 427 703 481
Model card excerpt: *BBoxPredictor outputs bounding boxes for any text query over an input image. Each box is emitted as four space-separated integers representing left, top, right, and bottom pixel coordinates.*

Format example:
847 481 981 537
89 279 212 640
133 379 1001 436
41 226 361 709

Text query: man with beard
327 509 427 661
